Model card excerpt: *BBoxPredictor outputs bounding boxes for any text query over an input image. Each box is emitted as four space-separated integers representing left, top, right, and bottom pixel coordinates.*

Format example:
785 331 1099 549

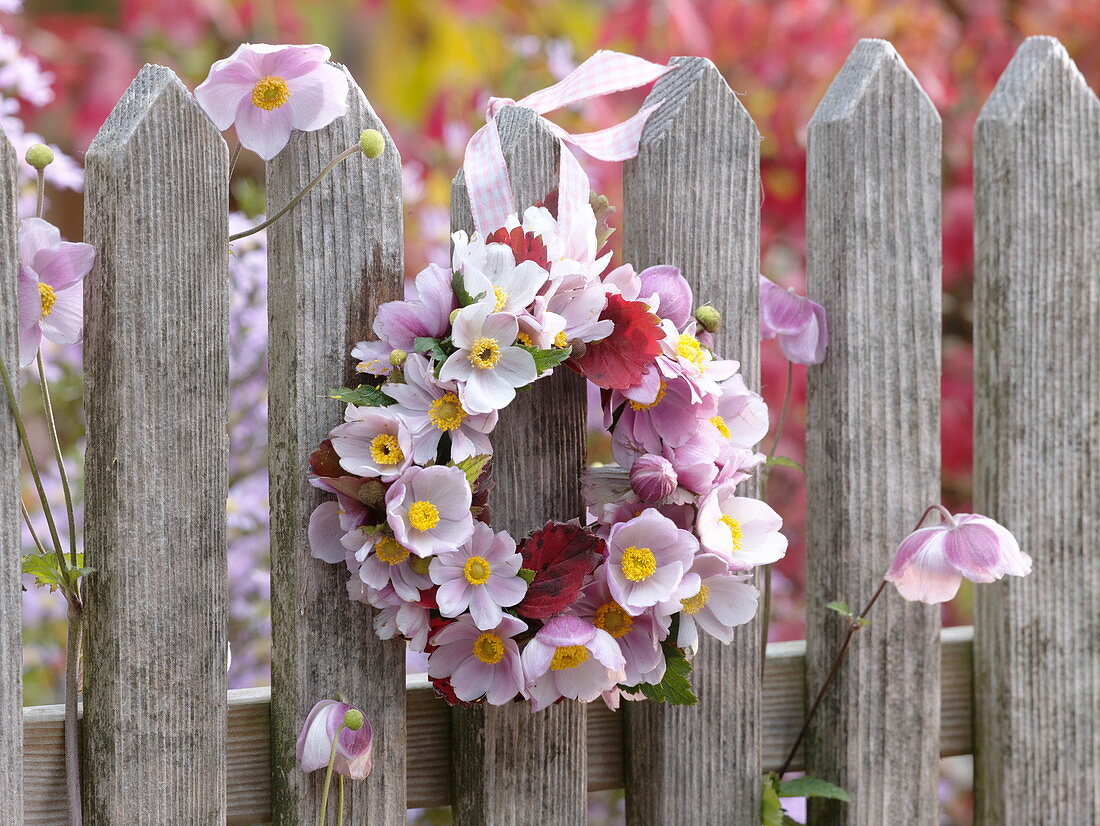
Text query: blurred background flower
10 1 1097 823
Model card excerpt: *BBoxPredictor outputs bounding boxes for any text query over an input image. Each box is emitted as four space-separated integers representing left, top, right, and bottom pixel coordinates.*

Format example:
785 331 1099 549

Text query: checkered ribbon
463 50 674 239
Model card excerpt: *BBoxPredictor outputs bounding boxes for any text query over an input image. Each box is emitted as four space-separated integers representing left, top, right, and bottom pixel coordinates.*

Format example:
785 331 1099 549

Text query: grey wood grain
804 39 942 825
266 65 406 825
0 124 20 824
620 56 763 825
81 64 229 824
449 105 588 826
973 36 1100 825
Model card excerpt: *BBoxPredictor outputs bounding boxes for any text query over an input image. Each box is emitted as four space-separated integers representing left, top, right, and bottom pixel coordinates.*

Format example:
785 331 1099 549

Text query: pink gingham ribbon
463 51 674 239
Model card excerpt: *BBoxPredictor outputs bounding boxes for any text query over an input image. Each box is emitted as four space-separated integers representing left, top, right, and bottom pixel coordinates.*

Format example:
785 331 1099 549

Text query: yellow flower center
620 546 657 582
251 75 291 110
676 334 705 367
374 536 410 566
681 584 711 615
428 392 467 432
553 331 569 349
473 632 505 665
468 336 501 370
709 415 730 439
463 555 492 585
408 500 440 532
492 286 508 312
369 433 404 466
550 645 590 671
38 282 57 319
594 602 634 639
628 381 667 411
516 332 533 347
720 515 744 552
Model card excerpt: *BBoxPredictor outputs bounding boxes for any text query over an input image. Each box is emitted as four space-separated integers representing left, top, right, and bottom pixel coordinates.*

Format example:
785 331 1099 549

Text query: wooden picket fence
1 34 1096 825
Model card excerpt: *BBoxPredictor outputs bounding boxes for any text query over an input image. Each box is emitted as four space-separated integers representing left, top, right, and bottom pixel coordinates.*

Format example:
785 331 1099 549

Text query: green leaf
776 775 851 803
760 776 784 826
413 336 439 353
451 271 485 307
826 600 853 617
452 454 491 488
329 385 396 407
21 553 63 592
518 568 536 585
637 645 697 705
765 455 805 473
518 344 572 376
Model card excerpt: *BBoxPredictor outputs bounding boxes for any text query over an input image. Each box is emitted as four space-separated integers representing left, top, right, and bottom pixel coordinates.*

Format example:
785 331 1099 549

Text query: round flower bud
694 304 721 334
388 348 407 367
630 453 677 502
25 143 54 170
449 308 461 325
360 129 385 159
343 708 365 730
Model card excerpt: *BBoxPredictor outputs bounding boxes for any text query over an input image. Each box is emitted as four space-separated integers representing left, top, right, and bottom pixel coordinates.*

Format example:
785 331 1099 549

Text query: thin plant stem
65 600 83 826
229 142 243 180
776 506 948 777
35 168 45 219
22 502 47 556
37 352 79 569
759 359 794 673
0 357 67 577
317 722 347 826
337 776 345 826
229 144 362 242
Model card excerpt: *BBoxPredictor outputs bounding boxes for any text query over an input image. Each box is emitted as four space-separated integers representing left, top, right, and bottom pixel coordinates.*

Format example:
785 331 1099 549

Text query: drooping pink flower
574 572 665 687
429 522 527 630
666 553 758 647
696 482 787 570
385 465 474 557
296 699 373 780
373 264 456 351
885 511 1030 604
384 353 497 464
17 217 94 366
439 304 537 414
522 614 626 711
759 275 828 365
428 614 527 705
195 43 349 160
606 508 697 615
329 408 412 482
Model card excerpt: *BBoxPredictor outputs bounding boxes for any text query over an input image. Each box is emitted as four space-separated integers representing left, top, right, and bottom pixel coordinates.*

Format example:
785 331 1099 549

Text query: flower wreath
307 52 787 711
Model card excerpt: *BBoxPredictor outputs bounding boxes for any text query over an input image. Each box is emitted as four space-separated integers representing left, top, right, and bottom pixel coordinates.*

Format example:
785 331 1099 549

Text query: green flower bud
389 348 407 367
25 144 54 170
343 708 365 730
449 308 461 325
360 129 385 159
694 304 721 334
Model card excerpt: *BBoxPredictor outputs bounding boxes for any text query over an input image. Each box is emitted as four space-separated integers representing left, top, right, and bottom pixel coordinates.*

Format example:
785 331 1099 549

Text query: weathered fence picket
448 105 590 826
805 39 942 824
266 66 407 824
81 65 229 822
0 125 20 824
973 36 1100 825
621 56 763 824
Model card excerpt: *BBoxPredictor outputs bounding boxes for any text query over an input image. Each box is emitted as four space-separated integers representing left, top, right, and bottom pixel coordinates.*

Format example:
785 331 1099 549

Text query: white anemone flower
439 304 537 414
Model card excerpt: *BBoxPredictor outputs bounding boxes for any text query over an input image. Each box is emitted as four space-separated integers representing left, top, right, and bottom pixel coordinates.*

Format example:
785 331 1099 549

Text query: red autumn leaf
570 293 663 390
487 226 549 270
309 439 343 478
516 522 605 619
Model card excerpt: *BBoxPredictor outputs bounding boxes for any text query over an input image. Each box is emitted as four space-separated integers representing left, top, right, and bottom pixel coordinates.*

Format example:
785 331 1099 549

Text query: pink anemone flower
574 572 665 687
428 614 527 705
296 699 373 780
605 508 697 615
429 521 527 630
522 615 626 711
17 217 94 366
195 43 349 160
886 511 1030 604
667 553 759 647
759 275 828 365
385 465 474 557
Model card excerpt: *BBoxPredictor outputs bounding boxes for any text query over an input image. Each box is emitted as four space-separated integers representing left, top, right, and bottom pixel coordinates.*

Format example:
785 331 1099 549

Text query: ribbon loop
462 51 674 238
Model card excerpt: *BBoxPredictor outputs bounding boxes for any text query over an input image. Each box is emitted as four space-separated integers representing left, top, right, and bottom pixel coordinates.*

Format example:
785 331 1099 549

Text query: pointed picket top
640 55 758 146
87 64 219 160
979 36 1099 124
812 38 937 126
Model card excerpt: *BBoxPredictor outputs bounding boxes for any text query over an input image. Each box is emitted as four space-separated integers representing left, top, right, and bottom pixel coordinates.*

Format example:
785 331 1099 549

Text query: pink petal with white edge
34 240 94 291
296 699 342 772
307 502 348 564
286 64 349 132
233 98 295 161
38 284 83 345
885 531 962 604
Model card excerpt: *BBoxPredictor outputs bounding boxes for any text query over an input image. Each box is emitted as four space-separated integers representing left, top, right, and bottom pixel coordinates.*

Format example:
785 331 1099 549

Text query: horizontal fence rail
22 627 975 824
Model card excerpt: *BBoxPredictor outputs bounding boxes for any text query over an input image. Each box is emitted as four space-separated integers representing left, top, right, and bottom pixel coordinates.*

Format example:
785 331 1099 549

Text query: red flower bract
516 522 605 619
487 226 549 270
570 293 663 390
309 439 343 478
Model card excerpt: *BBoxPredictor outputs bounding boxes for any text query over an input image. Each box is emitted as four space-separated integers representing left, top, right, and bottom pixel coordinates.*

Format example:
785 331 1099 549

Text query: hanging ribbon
462 50 674 240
